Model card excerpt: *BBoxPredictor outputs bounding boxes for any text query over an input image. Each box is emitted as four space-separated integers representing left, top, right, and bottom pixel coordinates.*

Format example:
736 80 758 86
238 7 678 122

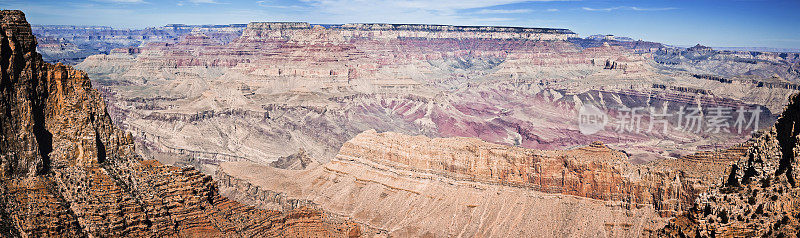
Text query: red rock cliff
337 130 698 216
0 10 359 237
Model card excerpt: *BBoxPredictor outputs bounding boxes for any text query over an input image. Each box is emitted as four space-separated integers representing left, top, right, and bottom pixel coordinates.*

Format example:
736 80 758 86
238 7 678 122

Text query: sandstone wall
337 130 696 216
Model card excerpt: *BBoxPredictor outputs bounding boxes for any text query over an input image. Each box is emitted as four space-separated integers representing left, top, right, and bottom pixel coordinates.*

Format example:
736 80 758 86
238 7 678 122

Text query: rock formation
71 19 793 176
23 11 800 237
216 144 665 236
653 46 800 83
655 93 800 237
0 10 358 237
32 23 246 64
336 130 701 214
270 149 316 170
214 125 771 237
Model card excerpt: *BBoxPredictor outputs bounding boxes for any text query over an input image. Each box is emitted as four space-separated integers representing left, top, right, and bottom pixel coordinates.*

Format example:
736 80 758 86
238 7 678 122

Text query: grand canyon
2 1 800 237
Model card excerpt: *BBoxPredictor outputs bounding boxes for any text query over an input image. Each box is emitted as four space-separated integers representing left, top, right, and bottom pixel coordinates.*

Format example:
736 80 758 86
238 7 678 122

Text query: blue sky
3 0 799 48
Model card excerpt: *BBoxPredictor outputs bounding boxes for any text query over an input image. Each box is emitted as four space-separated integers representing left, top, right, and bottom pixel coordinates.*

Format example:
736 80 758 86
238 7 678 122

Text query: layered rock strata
32 23 246 64
216 123 781 237
76 21 786 172
654 45 800 83
656 93 800 237
216 127 763 237
0 10 358 237
336 130 692 210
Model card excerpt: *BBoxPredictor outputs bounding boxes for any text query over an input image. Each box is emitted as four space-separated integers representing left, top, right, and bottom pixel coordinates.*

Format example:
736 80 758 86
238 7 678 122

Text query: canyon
9 7 800 238
71 22 795 174
216 131 685 237
212 117 772 236
33 24 245 64
0 10 358 237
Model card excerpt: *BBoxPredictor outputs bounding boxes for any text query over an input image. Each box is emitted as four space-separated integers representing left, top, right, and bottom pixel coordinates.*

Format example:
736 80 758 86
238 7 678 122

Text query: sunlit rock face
0 10 359 237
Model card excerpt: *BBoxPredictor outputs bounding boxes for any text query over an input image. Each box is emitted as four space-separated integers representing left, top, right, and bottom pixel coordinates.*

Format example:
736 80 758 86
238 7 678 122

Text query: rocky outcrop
0 10 358 237
0 10 47 178
337 130 698 216
270 149 315 170
655 93 800 237
687 44 714 52
569 37 665 53
603 59 628 71
213 126 779 237
215 169 318 211
217 152 668 237
216 126 764 237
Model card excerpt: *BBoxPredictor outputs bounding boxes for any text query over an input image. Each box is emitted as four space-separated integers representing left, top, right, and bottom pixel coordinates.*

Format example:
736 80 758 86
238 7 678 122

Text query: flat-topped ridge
243 21 575 35
338 23 575 34
246 22 313 30
163 23 248 29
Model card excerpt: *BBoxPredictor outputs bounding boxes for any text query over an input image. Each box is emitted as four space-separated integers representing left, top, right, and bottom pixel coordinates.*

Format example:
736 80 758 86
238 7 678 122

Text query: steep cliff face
655 93 800 237
0 10 48 178
0 10 358 237
217 151 670 237
214 128 752 237
214 122 772 237
336 130 700 216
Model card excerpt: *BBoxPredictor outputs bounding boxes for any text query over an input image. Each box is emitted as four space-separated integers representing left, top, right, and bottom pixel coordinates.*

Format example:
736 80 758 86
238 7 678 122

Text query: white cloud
475 8 561 14
93 0 146 3
476 9 532 14
256 0 308 9
581 6 623 11
471 17 515 22
176 0 224 6
294 0 572 25
300 0 529 12
188 0 221 4
11 0 565 28
582 6 677 12
630 7 678 11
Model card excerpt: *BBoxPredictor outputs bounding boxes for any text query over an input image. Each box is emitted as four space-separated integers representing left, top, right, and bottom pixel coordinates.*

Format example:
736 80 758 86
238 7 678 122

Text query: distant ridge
712 46 800 53
244 21 575 35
